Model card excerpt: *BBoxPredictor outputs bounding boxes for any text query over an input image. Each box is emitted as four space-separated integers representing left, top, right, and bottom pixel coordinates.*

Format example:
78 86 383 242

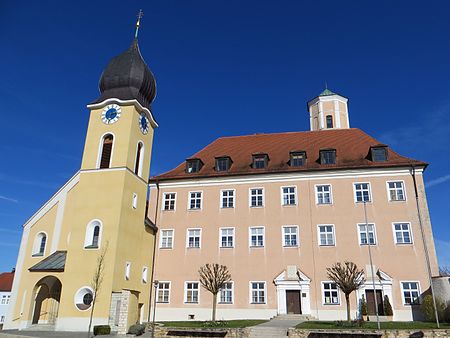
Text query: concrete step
249 327 287 338
272 314 314 321
22 324 55 331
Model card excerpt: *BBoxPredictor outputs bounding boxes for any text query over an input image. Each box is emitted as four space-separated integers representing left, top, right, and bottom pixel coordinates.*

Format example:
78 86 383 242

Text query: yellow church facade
4 39 158 334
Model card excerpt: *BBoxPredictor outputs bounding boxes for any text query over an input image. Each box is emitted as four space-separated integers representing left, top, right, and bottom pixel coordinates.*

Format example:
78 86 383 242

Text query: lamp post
152 280 159 338
363 201 380 330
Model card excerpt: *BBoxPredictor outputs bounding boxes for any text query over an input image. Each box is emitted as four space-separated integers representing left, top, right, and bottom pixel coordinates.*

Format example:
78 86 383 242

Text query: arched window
32 232 47 256
84 220 102 249
134 142 144 176
326 115 333 128
99 134 114 169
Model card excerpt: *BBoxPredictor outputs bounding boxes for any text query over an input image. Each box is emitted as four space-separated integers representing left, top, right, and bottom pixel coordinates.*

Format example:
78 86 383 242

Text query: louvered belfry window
100 134 113 169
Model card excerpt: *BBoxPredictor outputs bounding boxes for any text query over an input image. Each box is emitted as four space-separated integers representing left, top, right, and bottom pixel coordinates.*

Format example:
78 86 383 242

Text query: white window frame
317 224 336 246
357 223 377 245
96 132 116 169
132 193 138 209
392 222 413 244
157 281 171 303
249 187 264 207
219 281 234 304
386 180 406 202
188 191 203 210
280 186 297 206
353 182 372 203
184 281 200 304
220 189 235 208
322 281 340 305
282 225 299 247
249 281 266 304
219 227 235 248
315 184 333 205
162 192 177 211
186 228 202 248
83 219 103 249
32 231 48 256
142 266 148 284
400 281 421 305
135 141 145 177
249 226 265 247
125 262 131 280
159 229 174 249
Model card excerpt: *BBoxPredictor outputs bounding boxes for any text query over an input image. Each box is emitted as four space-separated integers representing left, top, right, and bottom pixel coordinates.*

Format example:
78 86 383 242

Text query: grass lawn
296 321 450 330
158 319 267 328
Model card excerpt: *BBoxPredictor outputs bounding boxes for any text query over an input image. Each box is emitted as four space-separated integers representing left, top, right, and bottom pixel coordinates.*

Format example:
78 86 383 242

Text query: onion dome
93 39 156 110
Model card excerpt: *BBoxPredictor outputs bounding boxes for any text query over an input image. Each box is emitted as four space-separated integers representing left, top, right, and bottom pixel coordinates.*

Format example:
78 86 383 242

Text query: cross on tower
135 9 144 38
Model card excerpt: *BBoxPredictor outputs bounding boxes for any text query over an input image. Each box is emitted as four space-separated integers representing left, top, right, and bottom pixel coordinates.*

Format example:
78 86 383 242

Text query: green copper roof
319 88 336 96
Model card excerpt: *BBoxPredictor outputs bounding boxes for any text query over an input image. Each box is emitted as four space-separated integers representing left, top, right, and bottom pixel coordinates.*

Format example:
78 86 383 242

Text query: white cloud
0 195 18 203
426 174 450 188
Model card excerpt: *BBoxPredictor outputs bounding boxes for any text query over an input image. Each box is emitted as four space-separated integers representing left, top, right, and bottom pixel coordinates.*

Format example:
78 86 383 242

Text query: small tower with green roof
307 88 350 131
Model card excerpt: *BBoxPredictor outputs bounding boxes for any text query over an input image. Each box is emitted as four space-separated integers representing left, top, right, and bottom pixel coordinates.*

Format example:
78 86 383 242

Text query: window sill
250 302 266 305
283 245 299 248
184 302 199 304
249 206 264 208
84 245 99 249
317 203 333 206
220 206 235 209
188 208 201 211
389 199 406 202
218 302 233 305
355 201 372 204
220 246 234 249
323 303 340 306
282 204 297 207
395 242 413 245
359 243 377 246
249 246 264 248
32 253 44 257
187 247 201 249
159 247 173 250
162 209 175 212
319 244 336 247
156 301 169 304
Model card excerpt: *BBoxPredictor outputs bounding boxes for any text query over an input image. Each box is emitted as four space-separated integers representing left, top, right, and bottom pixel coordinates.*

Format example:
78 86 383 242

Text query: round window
74 287 94 311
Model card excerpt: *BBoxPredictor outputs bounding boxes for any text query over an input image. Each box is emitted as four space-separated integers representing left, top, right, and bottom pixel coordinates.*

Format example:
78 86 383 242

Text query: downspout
147 179 160 323
410 165 440 328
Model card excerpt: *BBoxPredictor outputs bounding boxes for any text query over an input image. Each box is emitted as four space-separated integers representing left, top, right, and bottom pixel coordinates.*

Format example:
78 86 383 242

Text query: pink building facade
147 90 439 321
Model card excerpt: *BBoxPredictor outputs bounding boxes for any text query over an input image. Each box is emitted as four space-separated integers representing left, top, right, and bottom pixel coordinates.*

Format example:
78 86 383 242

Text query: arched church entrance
31 276 62 325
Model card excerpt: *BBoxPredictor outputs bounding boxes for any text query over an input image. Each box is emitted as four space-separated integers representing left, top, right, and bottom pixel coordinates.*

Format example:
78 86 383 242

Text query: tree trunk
87 300 96 338
345 294 350 322
212 293 217 322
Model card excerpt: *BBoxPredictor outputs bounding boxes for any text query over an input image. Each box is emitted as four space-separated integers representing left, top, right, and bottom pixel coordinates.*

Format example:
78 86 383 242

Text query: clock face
139 113 150 134
101 104 121 124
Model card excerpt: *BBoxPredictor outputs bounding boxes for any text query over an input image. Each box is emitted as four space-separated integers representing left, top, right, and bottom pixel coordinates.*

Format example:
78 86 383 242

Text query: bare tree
439 266 450 276
326 261 365 322
87 243 108 338
198 263 231 322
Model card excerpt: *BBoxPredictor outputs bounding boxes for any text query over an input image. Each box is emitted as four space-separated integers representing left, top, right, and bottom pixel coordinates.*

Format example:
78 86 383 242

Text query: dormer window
320 149 336 165
371 146 388 162
252 154 268 169
215 156 232 172
186 159 203 173
289 151 306 167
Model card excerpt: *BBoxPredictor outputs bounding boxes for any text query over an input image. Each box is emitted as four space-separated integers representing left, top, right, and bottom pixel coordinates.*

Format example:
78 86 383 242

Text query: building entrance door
286 290 301 314
365 290 384 315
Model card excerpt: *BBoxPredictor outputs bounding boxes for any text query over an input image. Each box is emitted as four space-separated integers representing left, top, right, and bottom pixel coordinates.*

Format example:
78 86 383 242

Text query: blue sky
0 1 449 272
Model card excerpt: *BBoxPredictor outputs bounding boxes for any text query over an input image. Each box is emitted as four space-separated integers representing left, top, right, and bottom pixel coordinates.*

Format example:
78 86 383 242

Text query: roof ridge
216 128 361 140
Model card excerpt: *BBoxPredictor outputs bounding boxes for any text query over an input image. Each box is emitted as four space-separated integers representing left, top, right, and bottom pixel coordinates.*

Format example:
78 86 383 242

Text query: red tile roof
0 272 14 292
152 128 426 181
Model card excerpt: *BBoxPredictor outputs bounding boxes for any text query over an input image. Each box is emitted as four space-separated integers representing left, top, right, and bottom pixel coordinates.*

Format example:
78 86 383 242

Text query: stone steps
273 314 314 321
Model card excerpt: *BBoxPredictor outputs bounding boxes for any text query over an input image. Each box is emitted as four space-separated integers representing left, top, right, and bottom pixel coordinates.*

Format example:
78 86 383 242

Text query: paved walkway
248 315 309 337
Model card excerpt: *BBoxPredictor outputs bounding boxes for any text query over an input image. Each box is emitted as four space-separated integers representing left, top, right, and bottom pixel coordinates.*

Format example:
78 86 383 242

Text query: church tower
307 88 350 131
5 23 159 334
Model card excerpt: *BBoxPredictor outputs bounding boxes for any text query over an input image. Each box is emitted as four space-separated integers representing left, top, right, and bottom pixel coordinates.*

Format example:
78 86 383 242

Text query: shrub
128 323 146 336
421 294 447 322
383 295 393 316
360 295 368 317
93 325 111 335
